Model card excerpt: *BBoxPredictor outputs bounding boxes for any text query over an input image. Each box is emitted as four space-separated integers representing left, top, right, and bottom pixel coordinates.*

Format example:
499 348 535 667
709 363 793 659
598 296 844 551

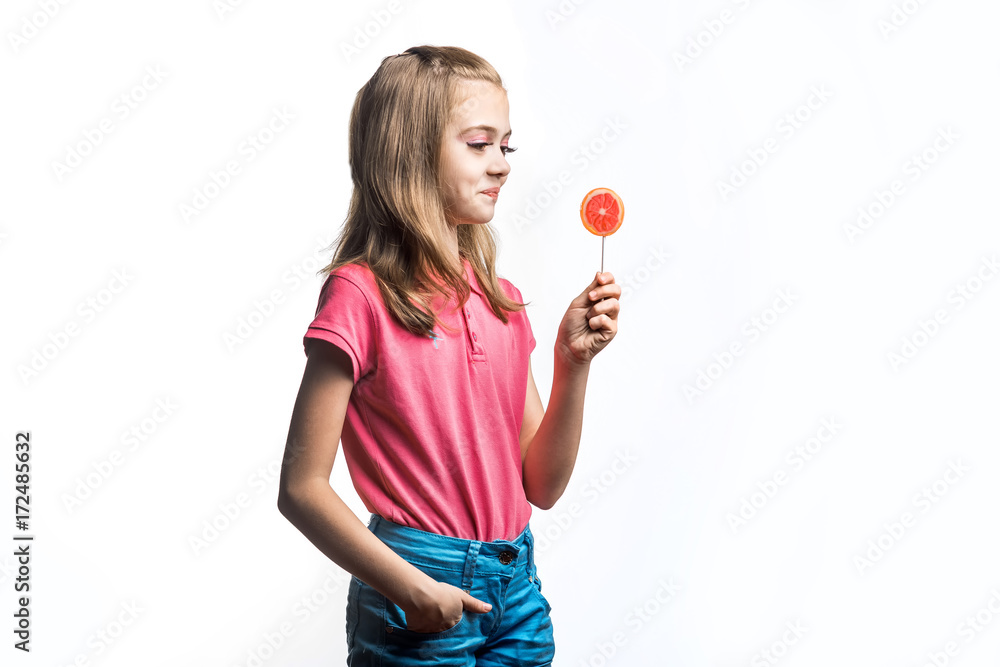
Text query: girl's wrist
554 345 591 376
396 567 437 613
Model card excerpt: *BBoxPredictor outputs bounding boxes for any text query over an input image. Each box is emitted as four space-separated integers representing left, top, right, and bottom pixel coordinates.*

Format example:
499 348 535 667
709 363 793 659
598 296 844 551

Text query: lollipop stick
599 236 607 302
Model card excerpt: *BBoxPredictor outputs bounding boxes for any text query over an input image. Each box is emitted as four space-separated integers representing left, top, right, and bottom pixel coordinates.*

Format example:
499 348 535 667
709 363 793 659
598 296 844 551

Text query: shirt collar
462 257 485 296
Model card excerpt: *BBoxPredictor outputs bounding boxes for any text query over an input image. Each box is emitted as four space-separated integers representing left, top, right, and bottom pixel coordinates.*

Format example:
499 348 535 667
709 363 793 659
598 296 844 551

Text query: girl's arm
277 340 491 632
521 271 621 509
520 357 590 509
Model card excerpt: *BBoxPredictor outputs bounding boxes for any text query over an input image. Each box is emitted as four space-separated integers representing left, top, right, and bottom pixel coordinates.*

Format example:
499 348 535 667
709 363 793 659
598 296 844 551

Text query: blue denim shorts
346 514 555 666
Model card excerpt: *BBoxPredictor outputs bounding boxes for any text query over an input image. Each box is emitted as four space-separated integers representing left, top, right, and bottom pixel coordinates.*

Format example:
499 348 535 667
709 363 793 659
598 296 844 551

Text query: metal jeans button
498 550 514 565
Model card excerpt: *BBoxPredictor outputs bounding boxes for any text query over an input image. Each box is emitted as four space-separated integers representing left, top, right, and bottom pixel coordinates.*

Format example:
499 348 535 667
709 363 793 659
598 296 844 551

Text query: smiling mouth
481 189 499 200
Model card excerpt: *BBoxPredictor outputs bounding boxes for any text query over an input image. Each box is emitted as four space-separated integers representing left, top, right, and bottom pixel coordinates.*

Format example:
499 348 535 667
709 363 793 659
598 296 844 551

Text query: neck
443 220 461 270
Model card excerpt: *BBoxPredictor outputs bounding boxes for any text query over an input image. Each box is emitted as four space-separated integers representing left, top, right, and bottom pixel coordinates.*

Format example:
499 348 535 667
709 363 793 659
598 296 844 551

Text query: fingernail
484 603 492 611
589 291 597 299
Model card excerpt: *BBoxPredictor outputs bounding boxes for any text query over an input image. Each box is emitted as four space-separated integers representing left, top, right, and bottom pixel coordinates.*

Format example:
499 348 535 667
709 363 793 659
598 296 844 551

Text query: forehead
450 80 509 125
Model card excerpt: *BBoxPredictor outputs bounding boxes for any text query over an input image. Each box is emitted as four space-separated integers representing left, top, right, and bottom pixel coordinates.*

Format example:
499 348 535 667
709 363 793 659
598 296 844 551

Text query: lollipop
580 187 624 273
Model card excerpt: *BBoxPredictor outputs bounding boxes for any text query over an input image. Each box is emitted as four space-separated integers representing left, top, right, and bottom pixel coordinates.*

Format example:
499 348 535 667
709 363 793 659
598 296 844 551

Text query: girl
277 45 620 665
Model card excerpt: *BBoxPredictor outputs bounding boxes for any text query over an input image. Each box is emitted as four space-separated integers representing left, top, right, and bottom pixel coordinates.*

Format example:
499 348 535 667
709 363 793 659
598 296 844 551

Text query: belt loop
461 541 481 592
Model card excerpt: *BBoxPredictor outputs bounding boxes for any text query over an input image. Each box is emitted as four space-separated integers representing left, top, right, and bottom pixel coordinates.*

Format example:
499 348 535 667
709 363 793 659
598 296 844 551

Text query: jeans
346 514 555 666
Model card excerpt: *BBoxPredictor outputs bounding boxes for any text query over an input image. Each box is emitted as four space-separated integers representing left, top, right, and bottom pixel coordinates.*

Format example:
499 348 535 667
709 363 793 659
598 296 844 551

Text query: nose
489 148 511 179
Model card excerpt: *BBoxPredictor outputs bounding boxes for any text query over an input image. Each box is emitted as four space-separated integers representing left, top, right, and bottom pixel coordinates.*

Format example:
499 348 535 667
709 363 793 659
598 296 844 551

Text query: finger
579 273 602 301
587 274 619 302
460 590 493 613
589 313 611 332
588 297 620 320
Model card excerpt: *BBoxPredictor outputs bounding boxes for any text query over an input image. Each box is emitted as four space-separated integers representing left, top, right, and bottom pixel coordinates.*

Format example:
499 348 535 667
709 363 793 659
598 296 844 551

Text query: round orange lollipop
580 187 624 272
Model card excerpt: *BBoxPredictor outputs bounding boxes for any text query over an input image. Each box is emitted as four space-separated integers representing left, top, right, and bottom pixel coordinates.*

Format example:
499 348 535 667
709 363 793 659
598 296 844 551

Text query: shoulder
315 262 383 319
327 261 375 286
322 262 379 299
497 275 527 304
495 274 535 351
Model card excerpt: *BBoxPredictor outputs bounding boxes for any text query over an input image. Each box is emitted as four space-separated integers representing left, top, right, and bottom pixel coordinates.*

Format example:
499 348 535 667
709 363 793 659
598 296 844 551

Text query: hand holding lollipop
554 187 623 365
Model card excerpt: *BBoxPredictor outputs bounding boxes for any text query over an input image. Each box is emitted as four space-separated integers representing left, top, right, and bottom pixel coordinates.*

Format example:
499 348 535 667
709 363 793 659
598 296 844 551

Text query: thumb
578 271 605 303
460 590 493 614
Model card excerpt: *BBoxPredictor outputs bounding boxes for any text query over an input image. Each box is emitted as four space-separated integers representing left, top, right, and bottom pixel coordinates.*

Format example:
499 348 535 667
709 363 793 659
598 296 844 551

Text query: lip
481 188 499 200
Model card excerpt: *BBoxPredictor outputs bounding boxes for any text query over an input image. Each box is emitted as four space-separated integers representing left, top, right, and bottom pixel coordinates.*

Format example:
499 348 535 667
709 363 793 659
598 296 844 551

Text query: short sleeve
303 272 377 383
525 318 536 354
502 279 536 355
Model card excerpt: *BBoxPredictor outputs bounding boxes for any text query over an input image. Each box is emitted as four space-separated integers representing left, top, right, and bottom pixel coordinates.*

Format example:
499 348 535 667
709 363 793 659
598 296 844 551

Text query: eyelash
468 142 518 155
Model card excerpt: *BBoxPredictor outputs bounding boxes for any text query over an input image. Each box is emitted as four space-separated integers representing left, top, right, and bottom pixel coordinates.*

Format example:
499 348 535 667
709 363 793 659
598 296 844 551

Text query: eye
466 142 518 156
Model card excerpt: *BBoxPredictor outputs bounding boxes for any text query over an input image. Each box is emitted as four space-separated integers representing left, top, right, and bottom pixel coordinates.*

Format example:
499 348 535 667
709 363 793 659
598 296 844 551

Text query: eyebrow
460 124 512 139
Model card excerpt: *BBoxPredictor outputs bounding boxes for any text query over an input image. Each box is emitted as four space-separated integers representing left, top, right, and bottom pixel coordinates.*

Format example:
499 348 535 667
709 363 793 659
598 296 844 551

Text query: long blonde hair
319 45 528 337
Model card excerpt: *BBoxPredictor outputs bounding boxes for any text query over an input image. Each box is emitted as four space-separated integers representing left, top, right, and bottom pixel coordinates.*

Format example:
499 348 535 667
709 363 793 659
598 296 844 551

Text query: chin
458 213 494 225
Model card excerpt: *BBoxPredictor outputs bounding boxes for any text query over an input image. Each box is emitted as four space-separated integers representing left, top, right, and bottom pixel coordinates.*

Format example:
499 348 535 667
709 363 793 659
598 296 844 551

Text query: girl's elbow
276 481 307 518
532 497 556 511
276 487 297 517
525 485 558 511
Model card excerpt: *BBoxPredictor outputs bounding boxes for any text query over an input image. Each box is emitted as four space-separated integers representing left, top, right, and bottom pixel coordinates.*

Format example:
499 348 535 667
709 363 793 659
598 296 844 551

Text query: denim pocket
383 597 467 639
380 560 470 638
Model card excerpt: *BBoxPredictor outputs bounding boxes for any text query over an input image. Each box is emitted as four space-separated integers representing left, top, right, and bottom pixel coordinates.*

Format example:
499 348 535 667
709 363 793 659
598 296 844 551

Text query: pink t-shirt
303 257 536 542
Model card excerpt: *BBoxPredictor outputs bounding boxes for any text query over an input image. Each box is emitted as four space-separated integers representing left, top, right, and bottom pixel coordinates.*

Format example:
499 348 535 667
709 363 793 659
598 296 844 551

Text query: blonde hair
319 45 528 337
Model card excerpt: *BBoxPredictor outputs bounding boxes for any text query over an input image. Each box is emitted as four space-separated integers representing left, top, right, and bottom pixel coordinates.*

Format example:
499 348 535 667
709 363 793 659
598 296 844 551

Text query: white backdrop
3 1 1000 665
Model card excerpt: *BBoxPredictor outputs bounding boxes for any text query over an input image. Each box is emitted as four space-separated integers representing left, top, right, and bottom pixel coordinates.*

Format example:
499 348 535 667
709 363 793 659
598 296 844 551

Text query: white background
3 1 1000 665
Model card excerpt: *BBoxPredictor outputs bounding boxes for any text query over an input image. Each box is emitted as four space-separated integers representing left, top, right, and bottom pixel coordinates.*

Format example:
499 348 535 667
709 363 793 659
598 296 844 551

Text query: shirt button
498 551 514 565
472 332 478 341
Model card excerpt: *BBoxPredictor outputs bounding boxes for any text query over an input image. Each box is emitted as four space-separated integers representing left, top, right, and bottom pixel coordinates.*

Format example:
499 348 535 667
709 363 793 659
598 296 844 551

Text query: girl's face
438 80 513 227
